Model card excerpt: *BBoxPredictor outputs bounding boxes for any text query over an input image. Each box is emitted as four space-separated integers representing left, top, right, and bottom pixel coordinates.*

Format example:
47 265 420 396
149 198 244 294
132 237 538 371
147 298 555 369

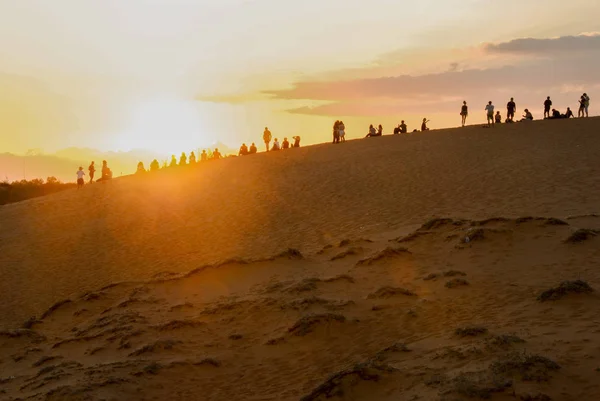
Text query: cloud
484 33 600 54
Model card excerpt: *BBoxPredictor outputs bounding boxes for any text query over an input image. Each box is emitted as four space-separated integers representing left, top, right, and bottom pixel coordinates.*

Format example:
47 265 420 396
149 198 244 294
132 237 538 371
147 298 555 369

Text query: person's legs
585 106 589 117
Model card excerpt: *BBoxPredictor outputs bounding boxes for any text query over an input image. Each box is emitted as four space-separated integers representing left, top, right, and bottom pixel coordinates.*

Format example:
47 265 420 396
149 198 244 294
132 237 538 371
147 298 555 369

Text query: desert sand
1 118 600 400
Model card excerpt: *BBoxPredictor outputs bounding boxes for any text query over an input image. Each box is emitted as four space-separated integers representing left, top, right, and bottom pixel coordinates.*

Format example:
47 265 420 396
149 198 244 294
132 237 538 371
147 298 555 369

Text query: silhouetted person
239 143 248 155
76 167 85 189
377 124 383 136
98 160 112 182
520 109 533 121
189 152 196 164
565 107 574 118
201 150 208 161
583 93 590 117
136 161 146 174
485 101 494 126
249 143 257 154
282 137 290 149
169 155 177 167
393 125 400 135
551 109 561 119
179 152 187 166
495 111 502 124
339 121 346 142
365 124 377 137
292 136 301 147
544 96 552 119
333 120 340 144
263 127 272 151
213 148 222 159
400 120 407 133
150 159 160 172
421 118 430 131
88 161 96 184
507 98 516 122
460 101 468 127
272 138 280 151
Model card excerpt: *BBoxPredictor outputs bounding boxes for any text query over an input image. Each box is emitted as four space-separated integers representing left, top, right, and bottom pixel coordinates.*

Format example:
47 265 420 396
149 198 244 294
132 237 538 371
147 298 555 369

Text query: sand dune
1 118 600 400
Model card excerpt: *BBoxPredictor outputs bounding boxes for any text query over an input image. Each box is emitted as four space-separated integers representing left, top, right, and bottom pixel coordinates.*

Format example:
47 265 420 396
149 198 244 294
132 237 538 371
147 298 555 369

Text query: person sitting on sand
292 136 301 147
550 109 561 119
393 125 400 135
76 167 85 189
272 138 280 151
263 127 272 151
282 138 290 149
460 101 468 127
213 148 222 159
179 152 187 166
565 107 574 118
338 121 346 142
88 161 96 184
136 161 146 174
377 124 383 136
520 109 533 121
249 143 257 154
239 143 249 156
365 124 377 137
189 152 196 164
400 120 407 134
201 150 208 161
98 160 113 182
485 101 495 127
495 111 502 124
421 118 430 131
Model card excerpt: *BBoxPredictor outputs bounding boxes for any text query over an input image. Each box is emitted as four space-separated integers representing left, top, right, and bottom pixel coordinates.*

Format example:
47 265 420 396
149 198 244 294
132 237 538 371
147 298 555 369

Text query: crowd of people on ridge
457 93 589 128
75 92 591 186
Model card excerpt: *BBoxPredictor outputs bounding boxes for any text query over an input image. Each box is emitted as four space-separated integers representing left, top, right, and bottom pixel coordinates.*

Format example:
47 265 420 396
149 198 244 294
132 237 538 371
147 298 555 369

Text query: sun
117 97 210 155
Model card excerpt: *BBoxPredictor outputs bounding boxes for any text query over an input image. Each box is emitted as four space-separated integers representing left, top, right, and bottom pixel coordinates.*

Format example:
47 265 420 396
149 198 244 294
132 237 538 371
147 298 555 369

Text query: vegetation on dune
537 280 594 301
0 177 75 205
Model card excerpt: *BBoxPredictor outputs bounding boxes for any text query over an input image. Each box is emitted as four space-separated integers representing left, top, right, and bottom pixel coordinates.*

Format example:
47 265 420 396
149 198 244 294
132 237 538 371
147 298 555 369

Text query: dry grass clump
444 270 467 277
153 320 205 331
277 248 304 259
537 280 594 302
451 373 513 399
288 313 346 336
487 334 525 347
299 361 394 401
423 273 439 281
287 278 322 293
445 278 470 288
455 326 488 337
420 218 454 231
367 286 416 299
490 352 560 382
128 339 180 357
323 274 355 284
40 300 72 319
330 247 363 261
564 229 599 243
357 247 411 266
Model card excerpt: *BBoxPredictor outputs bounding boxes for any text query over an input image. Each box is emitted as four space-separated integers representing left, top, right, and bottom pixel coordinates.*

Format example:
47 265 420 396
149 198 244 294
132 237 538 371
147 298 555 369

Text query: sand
1 117 600 400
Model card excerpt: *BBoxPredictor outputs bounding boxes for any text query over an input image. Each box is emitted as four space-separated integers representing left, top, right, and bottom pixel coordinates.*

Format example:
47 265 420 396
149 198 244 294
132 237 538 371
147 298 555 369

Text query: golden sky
0 0 599 156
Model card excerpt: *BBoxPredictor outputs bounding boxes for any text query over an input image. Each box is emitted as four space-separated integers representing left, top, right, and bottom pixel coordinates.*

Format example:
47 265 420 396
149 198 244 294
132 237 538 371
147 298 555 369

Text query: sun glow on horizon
116 97 212 155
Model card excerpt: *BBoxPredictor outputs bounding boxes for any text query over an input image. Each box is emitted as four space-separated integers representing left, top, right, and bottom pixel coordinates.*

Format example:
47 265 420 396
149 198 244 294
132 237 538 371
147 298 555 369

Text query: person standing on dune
76 167 85 189
583 93 590 117
88 161 95 184
460 101 468 127
485 101 495 127
507 98 516 122
544 96 552 119
263 127 272 151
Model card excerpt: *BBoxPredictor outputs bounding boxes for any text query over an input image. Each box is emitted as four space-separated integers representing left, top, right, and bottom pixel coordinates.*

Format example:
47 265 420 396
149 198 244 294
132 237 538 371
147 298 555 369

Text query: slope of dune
1 118 600 400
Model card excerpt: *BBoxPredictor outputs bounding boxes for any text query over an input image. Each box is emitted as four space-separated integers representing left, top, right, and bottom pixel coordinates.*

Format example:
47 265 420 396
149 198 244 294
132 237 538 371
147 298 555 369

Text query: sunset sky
0 0 599 157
